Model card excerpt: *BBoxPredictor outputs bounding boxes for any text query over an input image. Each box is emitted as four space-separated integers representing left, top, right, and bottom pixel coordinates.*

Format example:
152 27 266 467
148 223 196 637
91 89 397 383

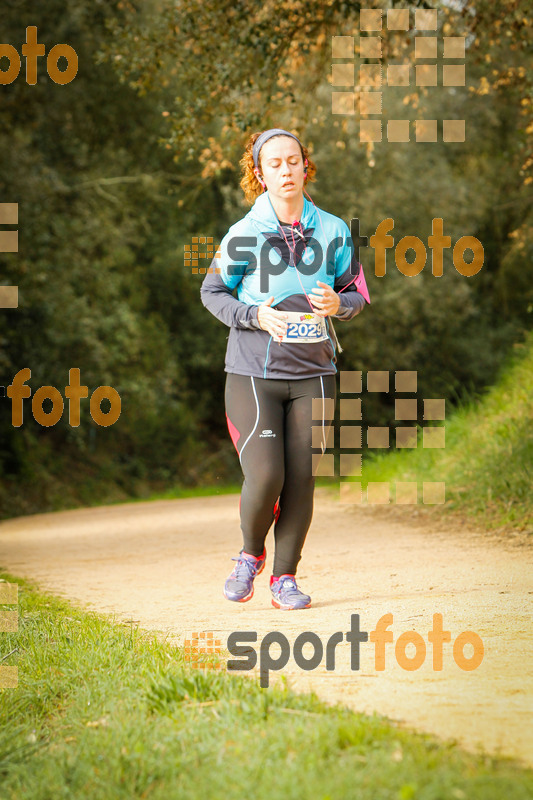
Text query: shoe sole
271 598 311 610
223 558 266 603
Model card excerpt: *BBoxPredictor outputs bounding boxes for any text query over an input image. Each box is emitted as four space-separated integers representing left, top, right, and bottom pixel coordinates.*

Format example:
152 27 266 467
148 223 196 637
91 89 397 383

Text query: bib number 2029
286 322 321 339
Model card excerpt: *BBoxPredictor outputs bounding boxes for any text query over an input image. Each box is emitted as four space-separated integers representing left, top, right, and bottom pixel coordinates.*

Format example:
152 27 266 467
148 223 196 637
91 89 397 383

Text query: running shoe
223 547 266 602
270 574 311 610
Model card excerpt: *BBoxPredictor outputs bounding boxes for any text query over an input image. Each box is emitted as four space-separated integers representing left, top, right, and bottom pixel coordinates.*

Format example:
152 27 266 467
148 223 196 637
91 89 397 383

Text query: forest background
0 0 531 519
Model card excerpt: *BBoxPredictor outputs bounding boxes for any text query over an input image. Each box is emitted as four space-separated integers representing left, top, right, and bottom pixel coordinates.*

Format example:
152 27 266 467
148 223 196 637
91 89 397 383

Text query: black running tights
224 373 336 577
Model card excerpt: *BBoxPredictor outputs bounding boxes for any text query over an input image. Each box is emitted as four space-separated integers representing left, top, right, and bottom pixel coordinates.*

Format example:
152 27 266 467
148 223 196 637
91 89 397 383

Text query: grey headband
252 128 303 168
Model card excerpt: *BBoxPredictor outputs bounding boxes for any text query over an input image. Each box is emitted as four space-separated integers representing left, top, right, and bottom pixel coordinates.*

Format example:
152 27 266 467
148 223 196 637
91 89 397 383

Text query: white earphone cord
276 192 345 353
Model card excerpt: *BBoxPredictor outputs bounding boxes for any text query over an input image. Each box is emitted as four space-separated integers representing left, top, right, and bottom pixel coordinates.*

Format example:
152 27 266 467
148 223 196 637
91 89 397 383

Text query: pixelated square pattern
423 482 446 504
0 583 18 604
0 581 18 633
367 371 389 392
359 37 382 59
331 14 465 143
340 399 362 420
332 92 355 115
340 453 362 476
0 607 18 632
360 9 382 31
395 399 417 420
335 370 447 505
0 666 18 689
443 37 465 58
415 9 438 30
359 64 382 87
0 231 18 253
0 582 19 687
443 120 465 142
312 424 334 449
0 202 18 255
0 203 18 224
423 427 445 448
359 92 382 115
339 482 362 504
312 453 335 477
332 63 354 86
184 631 222 669
340 371 362 393
387 9 410 30
388 120 410 142
340 426 362 448
416 65 437 87
367 482 390 504
360 120 382 142
367 427 389 448
186 236 220 274
416 120 438 142
424 399 445 420
332 36 354 58
443 65 465 86
0 287 18 308
415 37 437 59
395 482 418 504
396 427 418 448
395 371 417 392
387 65 410 86
312 397 335 421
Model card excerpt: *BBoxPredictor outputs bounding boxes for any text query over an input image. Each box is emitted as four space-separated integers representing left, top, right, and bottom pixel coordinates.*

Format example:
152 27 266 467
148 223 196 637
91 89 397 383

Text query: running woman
200 128 369 610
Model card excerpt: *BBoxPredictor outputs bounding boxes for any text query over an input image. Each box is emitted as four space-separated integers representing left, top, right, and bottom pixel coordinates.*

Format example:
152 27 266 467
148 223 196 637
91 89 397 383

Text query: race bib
278 311 329 343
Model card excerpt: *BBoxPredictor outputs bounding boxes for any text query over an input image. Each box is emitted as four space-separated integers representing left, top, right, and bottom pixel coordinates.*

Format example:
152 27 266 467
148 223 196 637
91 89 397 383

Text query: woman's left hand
309 281 341 317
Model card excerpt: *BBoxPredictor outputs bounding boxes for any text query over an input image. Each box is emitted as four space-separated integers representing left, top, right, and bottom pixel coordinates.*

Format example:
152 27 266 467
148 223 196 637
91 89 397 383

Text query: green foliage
363 331 533 530
0 0 531 519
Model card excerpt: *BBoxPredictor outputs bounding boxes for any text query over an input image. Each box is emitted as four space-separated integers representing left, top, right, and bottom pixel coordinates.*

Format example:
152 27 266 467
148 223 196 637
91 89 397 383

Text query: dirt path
0 490 531 767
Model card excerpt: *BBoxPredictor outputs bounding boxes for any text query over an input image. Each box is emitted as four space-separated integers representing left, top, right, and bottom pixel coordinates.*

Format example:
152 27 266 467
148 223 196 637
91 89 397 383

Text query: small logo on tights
259 429 276 438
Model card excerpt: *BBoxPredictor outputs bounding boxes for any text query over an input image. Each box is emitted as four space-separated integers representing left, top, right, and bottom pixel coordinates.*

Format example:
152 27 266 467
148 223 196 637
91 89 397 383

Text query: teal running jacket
200 191 368 380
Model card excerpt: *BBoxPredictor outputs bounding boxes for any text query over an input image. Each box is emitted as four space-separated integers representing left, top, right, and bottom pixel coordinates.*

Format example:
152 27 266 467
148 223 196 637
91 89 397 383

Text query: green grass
139 479 337 504
125 481 243 503
361 333 533 532
1 572 532 799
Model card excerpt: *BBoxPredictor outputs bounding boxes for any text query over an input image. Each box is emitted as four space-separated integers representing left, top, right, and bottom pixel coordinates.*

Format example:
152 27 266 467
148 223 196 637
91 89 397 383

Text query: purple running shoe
224 547 266 602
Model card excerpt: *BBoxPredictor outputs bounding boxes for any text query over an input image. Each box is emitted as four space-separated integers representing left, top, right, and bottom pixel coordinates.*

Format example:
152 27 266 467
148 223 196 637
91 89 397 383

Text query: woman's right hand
257 296 288 341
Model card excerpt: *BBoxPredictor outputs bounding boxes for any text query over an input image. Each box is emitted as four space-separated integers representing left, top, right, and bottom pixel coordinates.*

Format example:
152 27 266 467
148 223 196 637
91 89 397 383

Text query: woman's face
257 136 305 202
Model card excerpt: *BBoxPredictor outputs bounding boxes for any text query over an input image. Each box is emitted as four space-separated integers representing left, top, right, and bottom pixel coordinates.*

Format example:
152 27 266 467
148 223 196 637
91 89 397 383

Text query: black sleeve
333 260 366 321
200 266 262 330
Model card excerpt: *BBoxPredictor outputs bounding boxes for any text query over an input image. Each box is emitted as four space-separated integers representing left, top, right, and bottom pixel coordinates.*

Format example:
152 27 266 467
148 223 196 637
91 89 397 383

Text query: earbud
304 157 308 178
254 169 266 189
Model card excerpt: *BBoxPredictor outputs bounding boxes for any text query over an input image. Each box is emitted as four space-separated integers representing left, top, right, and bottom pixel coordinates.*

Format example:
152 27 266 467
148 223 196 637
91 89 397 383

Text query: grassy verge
1 572 532 799
361 334 533 532
126 481 243 503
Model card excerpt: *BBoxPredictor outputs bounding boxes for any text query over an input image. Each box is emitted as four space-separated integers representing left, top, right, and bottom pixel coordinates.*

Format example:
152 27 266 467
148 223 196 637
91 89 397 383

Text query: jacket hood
245 191 317 235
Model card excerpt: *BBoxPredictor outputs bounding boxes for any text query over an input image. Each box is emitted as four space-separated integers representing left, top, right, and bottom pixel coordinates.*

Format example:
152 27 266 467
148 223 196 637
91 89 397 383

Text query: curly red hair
239 131 316 205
